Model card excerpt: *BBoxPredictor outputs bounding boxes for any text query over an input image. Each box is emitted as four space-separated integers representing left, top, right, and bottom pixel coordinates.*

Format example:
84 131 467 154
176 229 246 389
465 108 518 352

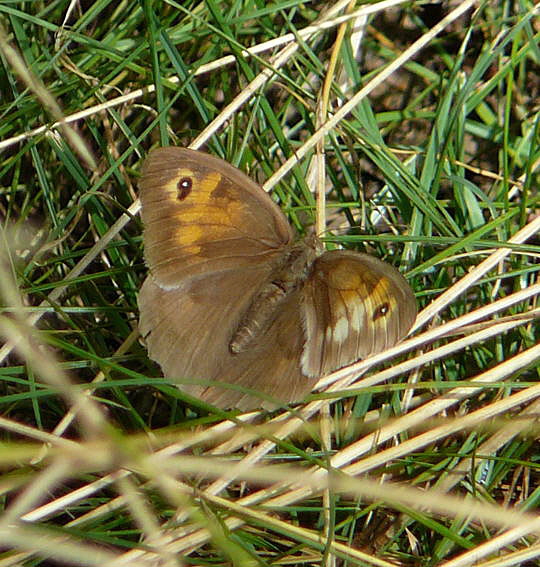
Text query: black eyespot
177 177 193 200
372 302 390 321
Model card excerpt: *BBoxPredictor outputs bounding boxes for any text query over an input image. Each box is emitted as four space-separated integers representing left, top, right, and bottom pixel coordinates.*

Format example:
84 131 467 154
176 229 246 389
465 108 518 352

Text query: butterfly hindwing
139 268 311 410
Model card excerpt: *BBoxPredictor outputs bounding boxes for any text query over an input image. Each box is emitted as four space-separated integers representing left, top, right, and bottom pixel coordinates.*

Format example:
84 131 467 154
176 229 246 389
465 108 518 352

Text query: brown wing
139 269 311 411
139 147 294 288
301 251 417 377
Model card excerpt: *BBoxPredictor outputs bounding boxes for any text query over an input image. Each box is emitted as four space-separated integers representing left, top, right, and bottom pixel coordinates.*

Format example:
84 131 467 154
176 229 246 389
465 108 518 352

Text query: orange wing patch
172 169 222 252
169 170 249 252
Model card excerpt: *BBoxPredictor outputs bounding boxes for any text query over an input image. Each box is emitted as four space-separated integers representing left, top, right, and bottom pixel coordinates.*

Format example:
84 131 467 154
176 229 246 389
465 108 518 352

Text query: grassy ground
1 1 539 566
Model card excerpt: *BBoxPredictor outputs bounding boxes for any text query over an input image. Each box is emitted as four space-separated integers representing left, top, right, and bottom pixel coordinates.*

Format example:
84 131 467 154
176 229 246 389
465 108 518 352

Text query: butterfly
138 148 416 410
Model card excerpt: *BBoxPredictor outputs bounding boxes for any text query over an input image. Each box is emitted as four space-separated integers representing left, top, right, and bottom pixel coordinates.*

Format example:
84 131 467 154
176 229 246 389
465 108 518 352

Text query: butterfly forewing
140 147 294 288
301 251 417 377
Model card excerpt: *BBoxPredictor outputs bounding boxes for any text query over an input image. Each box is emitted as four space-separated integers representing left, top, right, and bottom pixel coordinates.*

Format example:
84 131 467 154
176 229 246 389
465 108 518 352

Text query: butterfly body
231 238 319 354
138 148 416 410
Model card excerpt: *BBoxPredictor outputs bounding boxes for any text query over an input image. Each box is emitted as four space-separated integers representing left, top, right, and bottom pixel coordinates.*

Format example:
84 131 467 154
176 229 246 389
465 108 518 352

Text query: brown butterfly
138 148 416 410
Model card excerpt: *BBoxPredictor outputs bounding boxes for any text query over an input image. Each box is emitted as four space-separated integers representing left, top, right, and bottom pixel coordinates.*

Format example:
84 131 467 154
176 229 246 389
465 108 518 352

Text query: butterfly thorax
229 236 321 354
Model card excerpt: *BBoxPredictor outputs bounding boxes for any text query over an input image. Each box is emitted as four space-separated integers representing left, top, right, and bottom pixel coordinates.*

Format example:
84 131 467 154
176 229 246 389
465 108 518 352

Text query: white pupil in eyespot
177 177 193 200
373 303 390 321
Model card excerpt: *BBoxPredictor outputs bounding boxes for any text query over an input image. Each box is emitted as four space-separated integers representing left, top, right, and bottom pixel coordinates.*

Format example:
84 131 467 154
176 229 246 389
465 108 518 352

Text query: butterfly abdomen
230 239 319 354
230 281 288 354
